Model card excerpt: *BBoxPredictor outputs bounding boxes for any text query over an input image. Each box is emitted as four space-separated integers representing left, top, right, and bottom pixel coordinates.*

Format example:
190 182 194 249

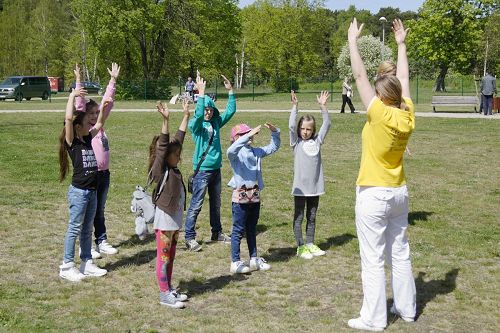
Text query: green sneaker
296 245 313 259
306 243 326 257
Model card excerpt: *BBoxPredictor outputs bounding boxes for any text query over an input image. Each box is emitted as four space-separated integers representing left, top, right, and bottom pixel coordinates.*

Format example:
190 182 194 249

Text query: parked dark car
0 76 50 101
69 81 102 94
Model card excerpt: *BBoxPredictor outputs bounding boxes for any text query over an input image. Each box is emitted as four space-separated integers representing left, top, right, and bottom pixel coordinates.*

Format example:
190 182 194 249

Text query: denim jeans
63 185 97 263
184 169 222 241
482 94 493 115
231 202 260 262
94 170 110 245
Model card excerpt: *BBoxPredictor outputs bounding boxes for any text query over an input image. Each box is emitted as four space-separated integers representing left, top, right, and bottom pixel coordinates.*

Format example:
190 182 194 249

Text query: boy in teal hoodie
184 74 236 251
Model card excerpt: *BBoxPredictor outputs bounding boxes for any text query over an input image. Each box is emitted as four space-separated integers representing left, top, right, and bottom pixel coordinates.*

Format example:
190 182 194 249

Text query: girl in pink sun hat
226 122 281 274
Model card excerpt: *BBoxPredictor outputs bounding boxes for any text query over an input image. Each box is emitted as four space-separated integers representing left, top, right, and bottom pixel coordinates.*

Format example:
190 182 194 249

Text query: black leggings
341 94 355 113
293 196 319 246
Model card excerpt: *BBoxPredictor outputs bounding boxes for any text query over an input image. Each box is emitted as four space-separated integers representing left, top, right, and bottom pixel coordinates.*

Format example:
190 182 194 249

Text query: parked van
0 76 51 101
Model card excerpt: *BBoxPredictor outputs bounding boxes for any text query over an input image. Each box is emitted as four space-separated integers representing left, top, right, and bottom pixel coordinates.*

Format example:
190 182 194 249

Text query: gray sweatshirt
289 105 331 196
480 74 497 95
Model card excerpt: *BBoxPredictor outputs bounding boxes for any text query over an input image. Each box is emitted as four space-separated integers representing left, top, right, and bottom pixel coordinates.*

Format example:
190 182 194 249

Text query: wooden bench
431 95 479 112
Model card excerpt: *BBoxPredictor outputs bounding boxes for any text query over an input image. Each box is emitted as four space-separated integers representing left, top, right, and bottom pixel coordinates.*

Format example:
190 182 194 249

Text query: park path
0 108 499 119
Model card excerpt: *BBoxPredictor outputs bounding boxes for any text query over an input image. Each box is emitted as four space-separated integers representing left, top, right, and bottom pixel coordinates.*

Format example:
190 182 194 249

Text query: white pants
355 185 416 328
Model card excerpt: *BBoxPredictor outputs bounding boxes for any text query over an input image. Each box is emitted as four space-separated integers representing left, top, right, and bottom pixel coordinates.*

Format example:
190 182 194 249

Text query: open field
0 110 498 332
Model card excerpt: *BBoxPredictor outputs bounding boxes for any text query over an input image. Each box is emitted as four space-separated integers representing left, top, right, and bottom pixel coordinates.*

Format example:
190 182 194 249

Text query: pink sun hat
230 123 252 142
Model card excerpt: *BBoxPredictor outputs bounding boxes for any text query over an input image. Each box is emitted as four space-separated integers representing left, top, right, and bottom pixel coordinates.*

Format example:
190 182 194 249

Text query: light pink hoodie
75 80 116 171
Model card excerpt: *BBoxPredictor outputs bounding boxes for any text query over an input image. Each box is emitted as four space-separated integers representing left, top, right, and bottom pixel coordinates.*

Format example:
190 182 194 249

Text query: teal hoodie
188 93 236 171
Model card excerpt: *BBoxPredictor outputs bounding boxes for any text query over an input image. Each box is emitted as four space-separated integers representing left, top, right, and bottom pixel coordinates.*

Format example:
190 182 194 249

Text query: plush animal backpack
130 169 169 239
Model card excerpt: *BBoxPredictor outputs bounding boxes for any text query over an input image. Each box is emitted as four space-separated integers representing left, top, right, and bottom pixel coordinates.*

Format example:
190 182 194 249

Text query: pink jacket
76 80 116 171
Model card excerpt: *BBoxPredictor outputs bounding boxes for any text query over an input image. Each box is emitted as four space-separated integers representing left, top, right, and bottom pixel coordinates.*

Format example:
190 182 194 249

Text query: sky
237 0 425 13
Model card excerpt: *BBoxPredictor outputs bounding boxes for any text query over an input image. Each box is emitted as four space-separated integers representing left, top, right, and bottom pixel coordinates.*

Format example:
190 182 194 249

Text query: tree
407 0 482 91
337 35 393 80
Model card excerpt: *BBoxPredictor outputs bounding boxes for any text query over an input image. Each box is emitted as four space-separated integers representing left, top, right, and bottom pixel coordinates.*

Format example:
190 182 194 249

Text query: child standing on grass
58 68 112 282
289 90 331 259
227 122 280 274
149 100 190 308
75 63 120 259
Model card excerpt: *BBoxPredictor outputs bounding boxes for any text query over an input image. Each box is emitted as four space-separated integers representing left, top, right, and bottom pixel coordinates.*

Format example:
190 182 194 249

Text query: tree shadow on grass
388 268 459 323
265 233 356 263
177 274 248 297
103 249 156 271
408 211 434 226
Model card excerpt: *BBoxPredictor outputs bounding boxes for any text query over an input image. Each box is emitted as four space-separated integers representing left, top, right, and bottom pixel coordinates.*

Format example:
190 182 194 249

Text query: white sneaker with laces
59 262 86 282
170 289 188 302
347 317 384 332
80 259 107 277
79 246 102 259
97 240 118 255
230 261 250 274
249 257 271 271
390 305 414 322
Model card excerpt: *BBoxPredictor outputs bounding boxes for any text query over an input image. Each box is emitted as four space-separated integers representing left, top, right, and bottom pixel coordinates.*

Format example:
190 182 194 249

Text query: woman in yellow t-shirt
346 18 417 332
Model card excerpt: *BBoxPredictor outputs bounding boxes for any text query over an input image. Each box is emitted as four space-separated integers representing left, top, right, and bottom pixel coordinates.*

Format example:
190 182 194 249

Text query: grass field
0 109 498 332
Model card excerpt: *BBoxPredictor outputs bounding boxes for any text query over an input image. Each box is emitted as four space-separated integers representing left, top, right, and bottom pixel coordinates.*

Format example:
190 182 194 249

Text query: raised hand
74 64 81 82
196 75 206 95
156 101 169 119
108 62 121 80
71 87 87 97
392 18 409 45
221 74 232 90
182 98 190 117
248 125 262 137
348 18 364 44
316 90 330 106
264 122 277 132
291 90 298 106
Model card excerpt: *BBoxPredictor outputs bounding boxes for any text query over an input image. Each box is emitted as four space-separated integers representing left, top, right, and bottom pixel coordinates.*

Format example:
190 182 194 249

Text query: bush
115 79 172 100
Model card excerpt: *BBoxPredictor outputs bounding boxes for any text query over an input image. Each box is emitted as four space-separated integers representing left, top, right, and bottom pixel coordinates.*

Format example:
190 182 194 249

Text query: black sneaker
211 232 231 243
185 239 202 252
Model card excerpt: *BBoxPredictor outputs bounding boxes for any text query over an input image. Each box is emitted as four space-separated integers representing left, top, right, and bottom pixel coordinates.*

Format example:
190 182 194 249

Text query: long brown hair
148 136 183 172
374 75 409 111
58 111 86 181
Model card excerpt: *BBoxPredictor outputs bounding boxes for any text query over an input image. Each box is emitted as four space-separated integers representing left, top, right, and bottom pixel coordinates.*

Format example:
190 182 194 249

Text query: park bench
431 95 479 112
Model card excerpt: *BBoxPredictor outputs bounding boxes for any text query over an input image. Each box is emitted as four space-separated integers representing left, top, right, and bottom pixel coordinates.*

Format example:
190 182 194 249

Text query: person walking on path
341 77 356 113
347 18 417 332
480 72 497 116
289 90 331 260
184 74 236 251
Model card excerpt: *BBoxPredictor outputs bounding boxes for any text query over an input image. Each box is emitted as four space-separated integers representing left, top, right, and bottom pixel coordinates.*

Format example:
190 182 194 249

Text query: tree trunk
434 66 448 92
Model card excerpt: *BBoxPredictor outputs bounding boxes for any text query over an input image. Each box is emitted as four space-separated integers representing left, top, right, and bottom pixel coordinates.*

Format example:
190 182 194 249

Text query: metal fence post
144 79 147 102
252 77 255 101
416 75 419 104
330 77 334 102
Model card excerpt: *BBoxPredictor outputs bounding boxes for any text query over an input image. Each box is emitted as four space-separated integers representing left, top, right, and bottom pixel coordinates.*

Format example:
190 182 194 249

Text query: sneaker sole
81 271 107 277
59 274 84 282
160 301 185 309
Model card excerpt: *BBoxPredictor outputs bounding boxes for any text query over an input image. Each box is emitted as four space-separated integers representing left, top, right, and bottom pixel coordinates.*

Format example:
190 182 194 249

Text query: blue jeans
63 185 97 263
184 169 222 241
94 170 110 245
231 202 260 262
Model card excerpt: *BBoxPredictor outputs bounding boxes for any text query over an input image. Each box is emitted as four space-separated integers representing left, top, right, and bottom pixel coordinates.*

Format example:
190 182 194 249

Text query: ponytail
58 127 69 181
148 135 160 171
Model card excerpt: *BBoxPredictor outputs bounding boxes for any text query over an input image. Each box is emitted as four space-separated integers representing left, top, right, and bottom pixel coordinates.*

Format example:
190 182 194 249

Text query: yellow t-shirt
356 97 415 187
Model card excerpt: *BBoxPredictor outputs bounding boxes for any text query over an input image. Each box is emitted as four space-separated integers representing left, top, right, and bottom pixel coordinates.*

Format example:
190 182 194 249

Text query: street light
379 16 387 60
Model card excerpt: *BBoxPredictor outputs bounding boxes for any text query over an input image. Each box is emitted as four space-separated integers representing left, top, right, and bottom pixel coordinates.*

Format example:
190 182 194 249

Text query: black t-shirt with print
66 134 98 189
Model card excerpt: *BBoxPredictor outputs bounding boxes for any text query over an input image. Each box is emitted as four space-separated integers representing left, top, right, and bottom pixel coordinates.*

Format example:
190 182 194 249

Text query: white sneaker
97 240 118 255
79 246 102 259
390 305 414 322
249 257 271 271
230 261 250 274
170 289 189 302
80 259 107 277
306 243 326 257
59 262 85 282
347 317 384 332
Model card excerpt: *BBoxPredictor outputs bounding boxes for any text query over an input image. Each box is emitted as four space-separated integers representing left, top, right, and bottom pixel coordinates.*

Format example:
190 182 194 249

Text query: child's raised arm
100 62 120 118
179 99 190 133
254 123 281 158
316 91 331 144
64 87 87 145
227 125 262 161
289 90 299 146
348 18 375 109
90 96 112 137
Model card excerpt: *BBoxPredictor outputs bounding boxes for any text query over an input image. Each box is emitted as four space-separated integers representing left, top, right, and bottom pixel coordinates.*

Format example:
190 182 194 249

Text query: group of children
58 17 416 332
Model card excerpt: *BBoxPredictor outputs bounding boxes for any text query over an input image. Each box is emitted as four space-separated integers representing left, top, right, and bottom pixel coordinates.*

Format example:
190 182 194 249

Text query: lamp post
379 16 387 61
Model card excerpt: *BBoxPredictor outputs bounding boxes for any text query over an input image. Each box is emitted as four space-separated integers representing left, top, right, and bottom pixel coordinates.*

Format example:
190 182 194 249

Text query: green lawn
0 110 498 332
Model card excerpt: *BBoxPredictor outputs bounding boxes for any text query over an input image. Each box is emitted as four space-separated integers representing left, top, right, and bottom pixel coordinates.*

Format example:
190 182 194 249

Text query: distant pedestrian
341 77 355 113
480 72 497 116
185 77 195 98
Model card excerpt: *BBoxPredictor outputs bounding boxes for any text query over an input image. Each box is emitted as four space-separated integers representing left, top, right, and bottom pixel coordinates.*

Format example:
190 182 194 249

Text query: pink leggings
155 230 179 292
